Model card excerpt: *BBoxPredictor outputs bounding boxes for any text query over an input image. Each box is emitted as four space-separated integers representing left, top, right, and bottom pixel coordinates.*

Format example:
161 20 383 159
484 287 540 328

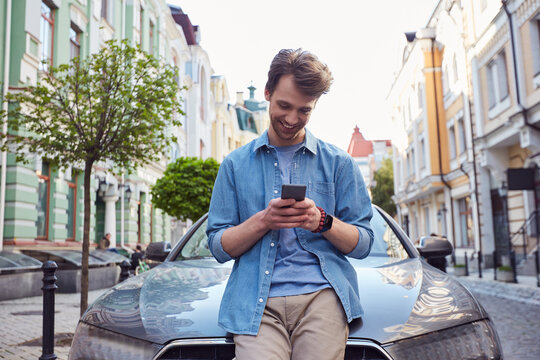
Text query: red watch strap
313 207 326 233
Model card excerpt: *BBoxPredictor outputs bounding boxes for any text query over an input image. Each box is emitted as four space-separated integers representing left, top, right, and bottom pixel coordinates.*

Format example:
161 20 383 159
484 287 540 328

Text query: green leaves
371 157 397 216
0 39 183 171
151 157 220 222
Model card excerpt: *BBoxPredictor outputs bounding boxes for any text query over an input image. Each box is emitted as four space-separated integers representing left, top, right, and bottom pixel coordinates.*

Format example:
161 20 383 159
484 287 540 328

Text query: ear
264 88 271 101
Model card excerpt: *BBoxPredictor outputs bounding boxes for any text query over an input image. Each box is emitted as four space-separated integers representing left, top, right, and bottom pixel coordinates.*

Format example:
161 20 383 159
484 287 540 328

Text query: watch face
322 214 333 232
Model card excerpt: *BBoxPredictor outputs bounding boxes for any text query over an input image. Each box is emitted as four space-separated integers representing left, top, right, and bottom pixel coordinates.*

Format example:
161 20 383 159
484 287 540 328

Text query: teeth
282 123 294 129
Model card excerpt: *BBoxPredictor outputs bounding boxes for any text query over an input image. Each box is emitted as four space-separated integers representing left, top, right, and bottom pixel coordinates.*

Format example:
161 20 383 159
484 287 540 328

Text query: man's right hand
260 198 310 230
221 198 309 258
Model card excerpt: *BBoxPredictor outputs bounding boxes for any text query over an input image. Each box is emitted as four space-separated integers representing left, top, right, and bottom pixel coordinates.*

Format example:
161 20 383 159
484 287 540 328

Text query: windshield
175 209 409 261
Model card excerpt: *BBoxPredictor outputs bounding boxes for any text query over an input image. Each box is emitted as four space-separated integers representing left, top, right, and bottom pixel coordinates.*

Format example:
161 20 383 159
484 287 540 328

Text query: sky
168 0 439 151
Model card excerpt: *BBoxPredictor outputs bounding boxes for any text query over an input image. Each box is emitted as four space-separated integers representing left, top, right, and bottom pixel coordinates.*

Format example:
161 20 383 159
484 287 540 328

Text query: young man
207 49 374 360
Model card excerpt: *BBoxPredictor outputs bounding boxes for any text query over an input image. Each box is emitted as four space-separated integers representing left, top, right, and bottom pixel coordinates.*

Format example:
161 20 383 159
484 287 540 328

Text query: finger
271 198 297 208
291 198 315 209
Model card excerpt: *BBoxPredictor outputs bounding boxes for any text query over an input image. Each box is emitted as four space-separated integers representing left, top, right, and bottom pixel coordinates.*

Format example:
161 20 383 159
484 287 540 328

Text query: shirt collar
253 129 318 155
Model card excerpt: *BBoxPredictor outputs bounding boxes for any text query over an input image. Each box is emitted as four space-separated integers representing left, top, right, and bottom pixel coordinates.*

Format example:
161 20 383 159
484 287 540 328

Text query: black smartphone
281 184 306 201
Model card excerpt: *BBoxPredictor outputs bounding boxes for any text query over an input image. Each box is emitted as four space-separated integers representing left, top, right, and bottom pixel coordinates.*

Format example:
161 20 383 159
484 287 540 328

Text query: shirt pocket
313 181 335 195
309 182 336 212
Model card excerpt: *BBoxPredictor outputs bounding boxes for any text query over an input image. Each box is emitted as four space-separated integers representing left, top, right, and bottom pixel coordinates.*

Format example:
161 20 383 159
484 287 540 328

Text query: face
265 74 317 147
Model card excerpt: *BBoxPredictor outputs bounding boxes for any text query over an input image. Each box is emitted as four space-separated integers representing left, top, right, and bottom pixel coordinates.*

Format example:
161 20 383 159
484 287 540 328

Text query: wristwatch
313 207 334 233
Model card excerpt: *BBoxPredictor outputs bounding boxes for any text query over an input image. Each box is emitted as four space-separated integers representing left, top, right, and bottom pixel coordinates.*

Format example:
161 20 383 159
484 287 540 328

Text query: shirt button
274 190 278 194
259 298 264 303
265 270 270 275
270 242 275 247
267 150 270 153
274 162 277 166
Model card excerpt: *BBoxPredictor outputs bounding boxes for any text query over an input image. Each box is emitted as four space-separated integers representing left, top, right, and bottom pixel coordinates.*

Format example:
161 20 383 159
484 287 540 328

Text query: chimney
236 92 244 106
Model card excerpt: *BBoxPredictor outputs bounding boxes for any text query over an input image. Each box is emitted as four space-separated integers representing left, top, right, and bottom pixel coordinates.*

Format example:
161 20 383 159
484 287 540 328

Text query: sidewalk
448 266 540 307
0 289 108 360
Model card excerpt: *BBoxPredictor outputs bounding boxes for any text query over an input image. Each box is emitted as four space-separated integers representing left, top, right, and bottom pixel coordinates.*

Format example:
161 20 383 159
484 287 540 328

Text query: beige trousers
234 288 349 360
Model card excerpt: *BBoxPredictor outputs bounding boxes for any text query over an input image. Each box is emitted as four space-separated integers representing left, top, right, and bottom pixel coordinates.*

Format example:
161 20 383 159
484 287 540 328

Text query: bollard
493 250 497 281
464 252 469 276
478 250 482 279
510 250 518 284
119 260 131 282
40 261 58 360
535 250 540 288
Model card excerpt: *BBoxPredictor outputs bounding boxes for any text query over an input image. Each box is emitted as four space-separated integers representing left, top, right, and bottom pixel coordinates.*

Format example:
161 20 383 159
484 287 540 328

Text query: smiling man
207 49 374 360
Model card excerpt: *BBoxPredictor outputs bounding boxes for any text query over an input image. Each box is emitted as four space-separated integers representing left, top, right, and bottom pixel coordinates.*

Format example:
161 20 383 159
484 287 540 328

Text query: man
207 49 374 360
130 244 145 271
98 233 111 250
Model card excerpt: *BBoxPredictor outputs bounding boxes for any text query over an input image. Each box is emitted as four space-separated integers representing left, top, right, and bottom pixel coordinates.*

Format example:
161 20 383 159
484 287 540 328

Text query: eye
278 103 290 110
299 108 312 115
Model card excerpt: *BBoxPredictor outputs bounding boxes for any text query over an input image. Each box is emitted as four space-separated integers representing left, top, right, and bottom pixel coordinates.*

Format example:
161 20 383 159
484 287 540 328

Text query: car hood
82 257 486 345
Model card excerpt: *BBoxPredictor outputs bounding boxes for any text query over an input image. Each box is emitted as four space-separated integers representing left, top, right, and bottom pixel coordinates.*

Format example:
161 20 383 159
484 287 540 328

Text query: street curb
456 276 540 307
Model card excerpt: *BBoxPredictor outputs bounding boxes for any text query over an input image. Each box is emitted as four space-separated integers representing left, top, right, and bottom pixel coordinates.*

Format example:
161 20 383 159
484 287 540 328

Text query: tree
151 157 220 222
371 157 397 217
1 39 183 315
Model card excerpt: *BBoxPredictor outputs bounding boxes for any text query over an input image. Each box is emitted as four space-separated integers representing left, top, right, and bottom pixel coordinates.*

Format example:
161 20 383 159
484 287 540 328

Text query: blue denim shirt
207 129 374 335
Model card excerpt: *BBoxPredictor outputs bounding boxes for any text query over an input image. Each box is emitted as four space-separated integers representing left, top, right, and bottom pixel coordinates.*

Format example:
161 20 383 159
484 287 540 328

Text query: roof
347 126 373 158
169 6 198 45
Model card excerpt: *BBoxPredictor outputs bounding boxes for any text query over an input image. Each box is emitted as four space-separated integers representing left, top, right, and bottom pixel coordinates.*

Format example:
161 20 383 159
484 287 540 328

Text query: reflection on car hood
82 257 486 345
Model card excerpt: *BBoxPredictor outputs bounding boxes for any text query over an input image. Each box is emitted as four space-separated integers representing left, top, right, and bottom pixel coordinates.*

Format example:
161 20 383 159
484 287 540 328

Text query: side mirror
416 236 453 259
146 242 172 262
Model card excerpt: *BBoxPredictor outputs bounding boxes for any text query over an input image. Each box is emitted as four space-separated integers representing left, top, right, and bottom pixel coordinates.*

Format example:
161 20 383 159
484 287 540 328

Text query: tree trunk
80 160 93 316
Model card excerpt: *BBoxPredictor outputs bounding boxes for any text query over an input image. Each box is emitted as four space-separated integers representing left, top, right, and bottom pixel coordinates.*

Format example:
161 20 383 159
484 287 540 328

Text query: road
469 291 540 360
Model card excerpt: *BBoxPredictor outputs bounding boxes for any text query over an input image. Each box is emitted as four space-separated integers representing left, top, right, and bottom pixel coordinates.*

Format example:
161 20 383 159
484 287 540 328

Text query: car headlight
68 321 163 360
382 320 502 360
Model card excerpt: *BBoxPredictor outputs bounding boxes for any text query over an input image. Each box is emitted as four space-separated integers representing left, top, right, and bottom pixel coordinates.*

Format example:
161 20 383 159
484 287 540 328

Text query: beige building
388 0 540 273
210 81 269 162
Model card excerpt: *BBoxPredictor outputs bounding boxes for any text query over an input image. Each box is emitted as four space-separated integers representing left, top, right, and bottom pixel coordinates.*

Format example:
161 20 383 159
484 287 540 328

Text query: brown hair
265 49 333 98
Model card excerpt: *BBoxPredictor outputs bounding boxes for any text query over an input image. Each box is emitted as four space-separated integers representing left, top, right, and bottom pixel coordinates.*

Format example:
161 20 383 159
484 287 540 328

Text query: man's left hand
290 197 321 232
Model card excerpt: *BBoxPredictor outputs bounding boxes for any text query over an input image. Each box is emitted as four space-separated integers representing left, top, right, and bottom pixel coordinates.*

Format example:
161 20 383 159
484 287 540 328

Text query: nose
284 111 298 125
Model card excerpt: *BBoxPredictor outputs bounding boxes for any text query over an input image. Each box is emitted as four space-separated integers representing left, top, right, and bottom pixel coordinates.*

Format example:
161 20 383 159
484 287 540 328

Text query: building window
66 173 78 241
101 0 113 24
442 63 450 95
173 56 180 85
411 148 416 176
149 20 154 54
457 117 466 155
486 51 509 109
529 17 540 78
36 162 50 239
424 206 430 234
139 6 144 45
448 125 457 159
420 138 426 170
417 84 423 110
40 1 54 71
452 54 459 83
69 24 81 60
458 197 473 248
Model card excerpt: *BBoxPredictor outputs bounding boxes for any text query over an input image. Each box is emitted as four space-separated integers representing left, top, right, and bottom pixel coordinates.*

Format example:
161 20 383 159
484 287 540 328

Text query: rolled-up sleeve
206 158 239 264
335 156 374 260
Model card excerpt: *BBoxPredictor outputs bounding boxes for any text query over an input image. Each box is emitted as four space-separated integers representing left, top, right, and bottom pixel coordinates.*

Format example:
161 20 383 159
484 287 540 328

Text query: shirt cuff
345 227 372 259
209 228 234 263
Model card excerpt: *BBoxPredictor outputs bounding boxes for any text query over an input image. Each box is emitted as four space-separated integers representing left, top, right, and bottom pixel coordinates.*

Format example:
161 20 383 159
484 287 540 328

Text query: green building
0 0 201 251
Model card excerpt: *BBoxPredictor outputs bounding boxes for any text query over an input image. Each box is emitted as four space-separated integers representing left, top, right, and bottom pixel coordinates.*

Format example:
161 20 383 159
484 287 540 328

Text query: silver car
69 206 502 360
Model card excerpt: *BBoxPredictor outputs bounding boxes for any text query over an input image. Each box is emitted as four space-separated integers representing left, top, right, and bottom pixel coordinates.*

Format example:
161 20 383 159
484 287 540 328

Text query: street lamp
498 181 508 198
118 183 132 201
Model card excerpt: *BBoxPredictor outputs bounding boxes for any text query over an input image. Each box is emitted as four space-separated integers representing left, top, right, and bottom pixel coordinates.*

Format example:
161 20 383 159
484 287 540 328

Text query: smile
281 121 295 129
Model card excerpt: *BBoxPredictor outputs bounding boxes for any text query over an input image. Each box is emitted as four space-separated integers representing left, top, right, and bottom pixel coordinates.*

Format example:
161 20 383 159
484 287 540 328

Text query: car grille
154 339 392 360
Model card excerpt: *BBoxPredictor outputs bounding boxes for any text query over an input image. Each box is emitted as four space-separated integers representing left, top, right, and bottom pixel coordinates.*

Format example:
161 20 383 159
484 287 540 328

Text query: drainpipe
0 0 12 251
430 38 457 251
466 98 484 257
502 0 540 132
